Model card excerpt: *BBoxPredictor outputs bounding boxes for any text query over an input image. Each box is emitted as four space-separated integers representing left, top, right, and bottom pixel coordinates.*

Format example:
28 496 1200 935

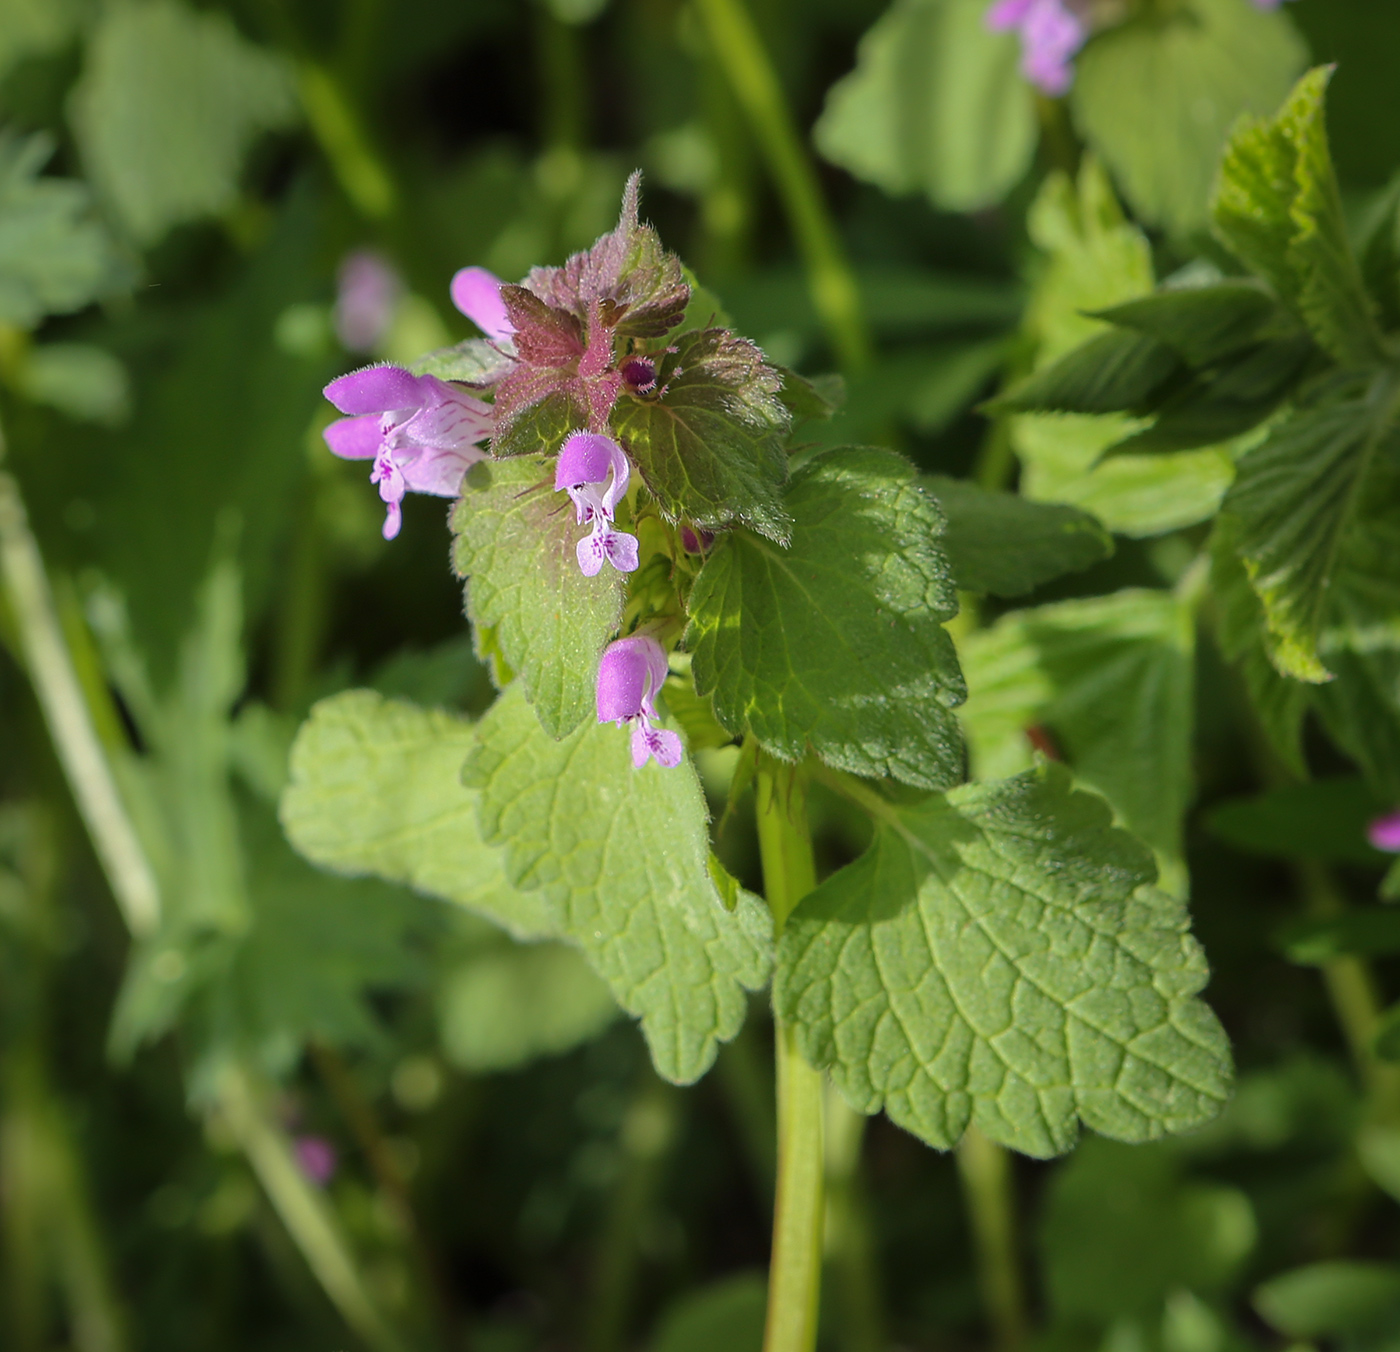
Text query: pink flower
323 365 493 540
294 1135 338 1186
451 266 515 344
596 635 683 769
333 250 402 353
987 0 1086 97
1369 812 1400 854
554 431 640 577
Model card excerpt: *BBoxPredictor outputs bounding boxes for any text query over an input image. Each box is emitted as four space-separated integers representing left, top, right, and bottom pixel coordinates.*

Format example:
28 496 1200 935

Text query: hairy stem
694 0 873 374
956 1125 1028 1352
755 758 824 1352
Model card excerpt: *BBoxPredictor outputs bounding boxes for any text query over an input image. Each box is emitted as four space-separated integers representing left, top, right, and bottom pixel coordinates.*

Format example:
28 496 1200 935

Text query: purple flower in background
986 0 1086 97
323 365 493 540
451 266 515 344
1370 812 1400 854
596 635 683 769
554 431 640 577
294 1135 338 1186
333 249 403 353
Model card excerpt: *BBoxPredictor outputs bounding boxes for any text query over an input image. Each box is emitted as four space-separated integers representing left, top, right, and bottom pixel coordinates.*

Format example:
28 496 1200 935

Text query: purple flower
451 266 515 344
323 365 493 540
294 1135 338 1186
987 0 1085 97
334 249 402 353
554 431 640 577
1370 812 1400 854
596 635 683 769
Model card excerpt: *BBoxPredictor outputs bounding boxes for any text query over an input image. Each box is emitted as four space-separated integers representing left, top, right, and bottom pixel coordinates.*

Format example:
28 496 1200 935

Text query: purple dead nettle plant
321 176 701 766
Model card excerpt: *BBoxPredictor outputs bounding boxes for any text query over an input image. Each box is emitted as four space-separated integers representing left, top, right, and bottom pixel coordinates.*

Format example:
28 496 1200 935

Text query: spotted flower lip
323 364 493 540
554 431 640 577
596 634 683 769
986 0 1086 97
451 266 515 345
1370 812 1400 854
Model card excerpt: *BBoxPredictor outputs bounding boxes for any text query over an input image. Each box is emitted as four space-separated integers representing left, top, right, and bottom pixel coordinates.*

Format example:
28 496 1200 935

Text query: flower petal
577 533 607 577
324 364 426 416
556 431 621 491
450 267 514 343
398 445 485 498
323 413 383 460
1370 811 1400 854
602 528 640 574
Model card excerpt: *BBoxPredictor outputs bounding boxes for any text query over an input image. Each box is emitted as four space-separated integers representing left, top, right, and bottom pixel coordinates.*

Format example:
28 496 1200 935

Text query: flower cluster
322 198 684 768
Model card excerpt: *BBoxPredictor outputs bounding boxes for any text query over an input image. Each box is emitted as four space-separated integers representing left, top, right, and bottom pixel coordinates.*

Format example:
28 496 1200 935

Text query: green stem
755 758 824 1352
823 1088 884 1352
298 63 397 219
956 1125 1028 1352
694 0 873 374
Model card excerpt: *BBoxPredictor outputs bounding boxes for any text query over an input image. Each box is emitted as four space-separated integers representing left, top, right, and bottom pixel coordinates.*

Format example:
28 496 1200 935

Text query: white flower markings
596 634 683 769
554 431 640 577
323 365 493 540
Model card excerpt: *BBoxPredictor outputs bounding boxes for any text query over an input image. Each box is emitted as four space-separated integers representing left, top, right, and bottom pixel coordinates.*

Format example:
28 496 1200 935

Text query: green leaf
651 1272 767 1352
0 0 78 84
687 448 965 790
1208 513 1308 774
959 590 1195 891
1206 779 1387 866
279 689 553 940
776 367 844 422
0 133 125 328
612 327 791 543
1094 282 1291 370
775 764 1231 1157
1280 911 1400 965
1221 396 1388 683
1312 448 1400 801
921 476 1112 598
463 685 772 1084
451 457 624 740
1071 0 1305 235
1012 162 1234 537
1213 66 1383 366
1255 1263 1400 1340
69 0 299 246
14 343 130 425
1040 1138 1256 1322
409 337 513 386
993 328 1182 416
437 922 618 1073
814 0 1036 213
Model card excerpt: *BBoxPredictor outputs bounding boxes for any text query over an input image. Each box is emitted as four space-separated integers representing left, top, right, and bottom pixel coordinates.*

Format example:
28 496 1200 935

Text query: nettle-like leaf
922 476 1112 598
1221 395 1391 684
463 685 772 1084
410 337 513 387
612 327 792 542
452 458 624 739
774 764 1232 1158
1212 66 1383 367
279 689 552 940
523 171 689 340
0 133 125 328
959 589 1195 893
687 448 965 790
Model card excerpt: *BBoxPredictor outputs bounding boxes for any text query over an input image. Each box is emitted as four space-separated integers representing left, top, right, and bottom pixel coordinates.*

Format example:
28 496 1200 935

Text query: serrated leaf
777 367 844 422
1095 282 1291 370
409 337 513 386
1213 67 1383 366
922 476 1112 597
279 689 552 939
814 0 1036 213
1071 0 1305 235
0 133 125 328
994 328 1182 416
612 327 791 542
687 448 965 790
69 0 298 246
1222 396 1389 683
463 685 772 1084
775 763 1231 1157
452 457 624 739
959 589 1195 891
523 170 689 340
